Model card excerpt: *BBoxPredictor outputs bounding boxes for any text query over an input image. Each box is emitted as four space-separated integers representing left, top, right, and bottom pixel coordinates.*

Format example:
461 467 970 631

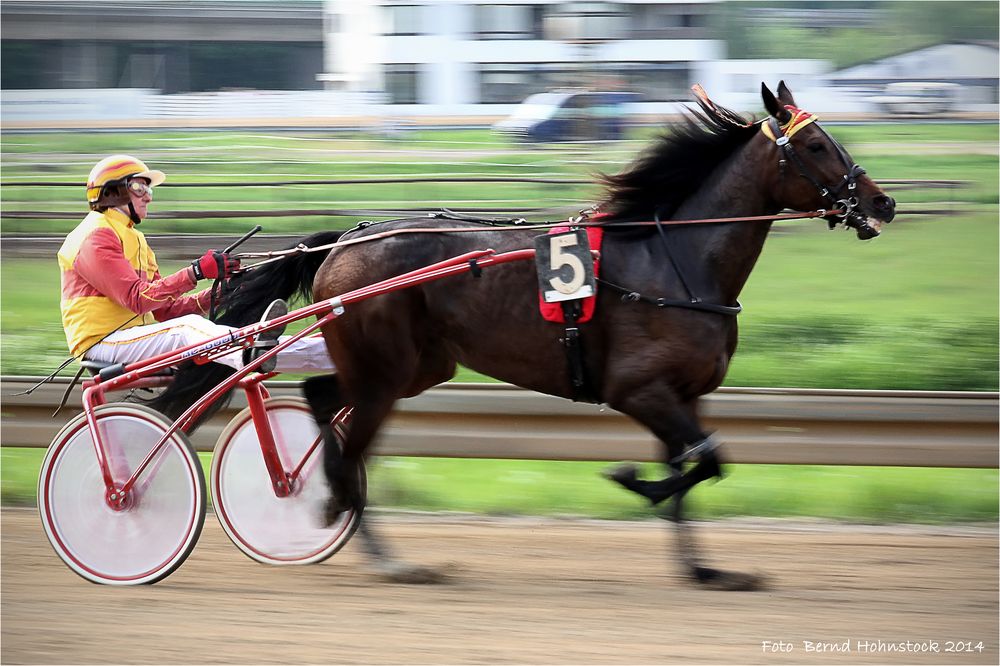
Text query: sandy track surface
3 509 997 664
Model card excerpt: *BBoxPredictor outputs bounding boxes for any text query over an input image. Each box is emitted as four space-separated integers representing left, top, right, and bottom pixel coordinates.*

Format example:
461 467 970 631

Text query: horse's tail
143 230 343 426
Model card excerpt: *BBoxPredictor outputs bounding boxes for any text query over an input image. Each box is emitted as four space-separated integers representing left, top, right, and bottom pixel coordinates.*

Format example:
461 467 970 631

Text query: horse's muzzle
844 194 895 240
854 218 881 240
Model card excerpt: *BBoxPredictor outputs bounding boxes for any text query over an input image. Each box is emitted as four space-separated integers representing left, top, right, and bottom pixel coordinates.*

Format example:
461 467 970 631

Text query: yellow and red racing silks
58 208 210 356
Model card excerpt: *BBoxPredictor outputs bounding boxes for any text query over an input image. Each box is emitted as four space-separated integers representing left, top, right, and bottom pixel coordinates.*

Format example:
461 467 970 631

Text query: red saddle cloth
538 226 604 324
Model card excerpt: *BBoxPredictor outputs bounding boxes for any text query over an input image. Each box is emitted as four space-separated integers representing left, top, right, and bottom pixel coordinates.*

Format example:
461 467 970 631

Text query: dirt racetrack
2 508 997 665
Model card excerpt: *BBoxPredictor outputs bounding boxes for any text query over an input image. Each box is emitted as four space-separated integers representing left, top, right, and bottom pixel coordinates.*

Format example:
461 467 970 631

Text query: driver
58 154 334 374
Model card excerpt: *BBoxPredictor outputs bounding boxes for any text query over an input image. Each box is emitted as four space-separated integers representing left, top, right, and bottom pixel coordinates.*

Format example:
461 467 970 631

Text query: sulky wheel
211 397 363 565
38 404 206 585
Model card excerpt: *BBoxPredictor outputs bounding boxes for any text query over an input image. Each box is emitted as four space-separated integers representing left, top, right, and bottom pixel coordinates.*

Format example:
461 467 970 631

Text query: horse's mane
599 98 759 223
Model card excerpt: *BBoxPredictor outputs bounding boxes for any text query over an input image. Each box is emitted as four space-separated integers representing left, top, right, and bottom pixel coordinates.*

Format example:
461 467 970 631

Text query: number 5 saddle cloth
537 226 604 324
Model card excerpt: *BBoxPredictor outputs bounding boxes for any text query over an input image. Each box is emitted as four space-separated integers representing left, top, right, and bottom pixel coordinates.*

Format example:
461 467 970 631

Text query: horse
150 82 896 589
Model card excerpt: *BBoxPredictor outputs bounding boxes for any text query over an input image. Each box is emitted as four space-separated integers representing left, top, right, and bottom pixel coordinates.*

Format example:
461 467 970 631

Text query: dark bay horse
153 82 895 589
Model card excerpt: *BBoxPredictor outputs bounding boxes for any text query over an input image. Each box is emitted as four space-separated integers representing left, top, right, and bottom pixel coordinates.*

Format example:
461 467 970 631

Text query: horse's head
760 81 895 240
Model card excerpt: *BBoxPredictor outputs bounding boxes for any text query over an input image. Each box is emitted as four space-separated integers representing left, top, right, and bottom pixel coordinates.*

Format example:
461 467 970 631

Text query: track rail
3 378 996 468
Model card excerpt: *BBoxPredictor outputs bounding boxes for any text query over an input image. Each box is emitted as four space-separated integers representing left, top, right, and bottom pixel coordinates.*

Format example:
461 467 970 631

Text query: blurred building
321 0 725 108
1 0 324 92
5 0 991 124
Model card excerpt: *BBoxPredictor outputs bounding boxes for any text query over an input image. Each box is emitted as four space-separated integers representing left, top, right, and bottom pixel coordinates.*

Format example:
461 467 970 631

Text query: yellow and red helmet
86 155 166 204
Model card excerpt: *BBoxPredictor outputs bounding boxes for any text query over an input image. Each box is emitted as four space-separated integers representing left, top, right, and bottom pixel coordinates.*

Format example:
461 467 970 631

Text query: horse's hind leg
303 373 374 516
305 377 404 571
303 373 346 451
306 347 451 582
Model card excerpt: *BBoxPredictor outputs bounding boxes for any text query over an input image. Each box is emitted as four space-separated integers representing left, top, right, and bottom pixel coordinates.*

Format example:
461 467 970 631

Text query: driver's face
126 177 153 220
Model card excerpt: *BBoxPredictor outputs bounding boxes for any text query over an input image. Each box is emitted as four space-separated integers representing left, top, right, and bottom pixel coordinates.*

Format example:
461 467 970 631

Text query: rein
231 111 852 320
234 208 840 270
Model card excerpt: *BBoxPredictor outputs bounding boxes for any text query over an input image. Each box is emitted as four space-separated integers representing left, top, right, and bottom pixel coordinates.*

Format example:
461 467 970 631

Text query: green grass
722 207 1000 390
2 123 996 233
4 447 996 522
5 209 996 388
5 124 995 522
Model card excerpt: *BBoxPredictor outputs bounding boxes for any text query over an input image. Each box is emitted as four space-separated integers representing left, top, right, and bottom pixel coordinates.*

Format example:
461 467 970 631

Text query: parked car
493 90 640 142
872 82 960 116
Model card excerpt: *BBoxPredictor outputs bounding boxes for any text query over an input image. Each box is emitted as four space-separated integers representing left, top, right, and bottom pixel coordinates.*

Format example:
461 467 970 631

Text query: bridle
760 106 873 235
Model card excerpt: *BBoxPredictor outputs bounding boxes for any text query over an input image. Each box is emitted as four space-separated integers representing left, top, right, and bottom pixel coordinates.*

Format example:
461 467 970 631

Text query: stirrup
247 299 288 373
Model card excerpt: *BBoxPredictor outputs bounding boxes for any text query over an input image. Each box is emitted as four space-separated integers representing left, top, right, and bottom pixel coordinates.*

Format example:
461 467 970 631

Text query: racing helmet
86 155 166 206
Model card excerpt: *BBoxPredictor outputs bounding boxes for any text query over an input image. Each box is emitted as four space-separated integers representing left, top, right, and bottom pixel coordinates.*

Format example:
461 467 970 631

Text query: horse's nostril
871 194 896 223
873 195 894 211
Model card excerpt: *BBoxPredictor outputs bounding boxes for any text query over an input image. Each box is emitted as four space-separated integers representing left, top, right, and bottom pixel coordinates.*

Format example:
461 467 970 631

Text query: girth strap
560 300 601 404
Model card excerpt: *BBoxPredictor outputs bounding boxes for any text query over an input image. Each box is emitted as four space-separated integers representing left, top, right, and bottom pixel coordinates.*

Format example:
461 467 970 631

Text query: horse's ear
761 83 791 123
776 80 797 106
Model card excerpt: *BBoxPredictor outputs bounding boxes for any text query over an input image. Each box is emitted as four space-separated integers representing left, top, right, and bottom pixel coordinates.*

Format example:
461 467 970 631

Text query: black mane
599 99 759 222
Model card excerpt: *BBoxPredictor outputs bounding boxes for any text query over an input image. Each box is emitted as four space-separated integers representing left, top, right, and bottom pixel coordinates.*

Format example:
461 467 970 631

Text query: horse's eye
807 142 826 153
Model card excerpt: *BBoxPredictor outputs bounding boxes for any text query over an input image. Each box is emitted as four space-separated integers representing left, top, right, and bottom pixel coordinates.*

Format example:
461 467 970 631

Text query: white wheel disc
38 404 205 585
212 397 360 565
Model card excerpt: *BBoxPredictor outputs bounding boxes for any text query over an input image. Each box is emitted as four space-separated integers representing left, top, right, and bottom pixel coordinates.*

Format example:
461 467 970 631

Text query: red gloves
191 250 240 281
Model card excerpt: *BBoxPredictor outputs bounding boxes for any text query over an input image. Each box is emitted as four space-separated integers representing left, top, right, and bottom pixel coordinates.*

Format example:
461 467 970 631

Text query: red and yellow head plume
761 105 817 142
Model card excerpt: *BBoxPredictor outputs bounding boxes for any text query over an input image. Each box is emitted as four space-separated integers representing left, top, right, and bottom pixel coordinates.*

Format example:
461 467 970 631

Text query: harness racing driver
58 154 334 375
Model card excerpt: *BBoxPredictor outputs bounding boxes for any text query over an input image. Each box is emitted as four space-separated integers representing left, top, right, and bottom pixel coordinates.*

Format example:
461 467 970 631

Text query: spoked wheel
38 404 206 585
211 397 364 565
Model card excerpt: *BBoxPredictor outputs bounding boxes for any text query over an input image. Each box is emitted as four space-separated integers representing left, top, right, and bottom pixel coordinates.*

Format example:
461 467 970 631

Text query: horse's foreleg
606 388 763 589
606 435 723 505
662 448 722 581
660 441 763 590
667 489 764 589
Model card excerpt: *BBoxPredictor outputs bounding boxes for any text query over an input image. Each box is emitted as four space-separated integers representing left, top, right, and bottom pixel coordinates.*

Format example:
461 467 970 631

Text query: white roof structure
829 42 998 83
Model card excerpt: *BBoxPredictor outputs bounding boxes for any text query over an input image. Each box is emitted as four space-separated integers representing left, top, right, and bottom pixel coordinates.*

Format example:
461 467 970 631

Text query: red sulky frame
80 247 536 511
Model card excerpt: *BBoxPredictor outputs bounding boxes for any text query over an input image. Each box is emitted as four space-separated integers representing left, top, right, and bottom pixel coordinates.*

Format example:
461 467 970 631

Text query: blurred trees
716 0 999 69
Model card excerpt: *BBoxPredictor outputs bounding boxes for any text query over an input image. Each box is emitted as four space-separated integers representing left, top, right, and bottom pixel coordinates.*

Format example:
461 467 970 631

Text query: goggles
126 178 153 197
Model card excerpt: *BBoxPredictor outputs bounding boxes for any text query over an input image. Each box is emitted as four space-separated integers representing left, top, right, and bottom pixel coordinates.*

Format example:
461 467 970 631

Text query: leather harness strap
597 277 742 316
233 209 841 272
559 299 601 404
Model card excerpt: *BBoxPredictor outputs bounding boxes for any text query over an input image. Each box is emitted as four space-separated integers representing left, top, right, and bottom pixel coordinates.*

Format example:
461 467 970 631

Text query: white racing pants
85 314 335 373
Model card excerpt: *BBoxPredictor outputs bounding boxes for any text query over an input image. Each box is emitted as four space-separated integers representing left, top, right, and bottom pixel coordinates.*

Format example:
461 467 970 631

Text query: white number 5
549 234 586 295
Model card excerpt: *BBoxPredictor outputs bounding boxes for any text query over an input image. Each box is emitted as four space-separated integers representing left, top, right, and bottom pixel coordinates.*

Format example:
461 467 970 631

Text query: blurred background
2 10 997 664
1 1 997 521
1 0 998 121
2 0 997 384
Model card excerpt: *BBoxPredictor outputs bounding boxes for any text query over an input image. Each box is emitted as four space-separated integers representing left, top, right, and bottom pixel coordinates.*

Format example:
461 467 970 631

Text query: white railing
3 378 997 468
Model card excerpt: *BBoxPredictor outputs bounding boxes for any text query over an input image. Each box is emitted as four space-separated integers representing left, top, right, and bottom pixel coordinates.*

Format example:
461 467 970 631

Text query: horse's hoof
323 497 352 527
692 566 766 591
374 561 449 585
602 462 639 488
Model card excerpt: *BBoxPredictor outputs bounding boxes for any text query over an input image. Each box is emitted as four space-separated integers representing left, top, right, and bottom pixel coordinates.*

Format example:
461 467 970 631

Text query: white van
493 90 640 142
874 82 960 115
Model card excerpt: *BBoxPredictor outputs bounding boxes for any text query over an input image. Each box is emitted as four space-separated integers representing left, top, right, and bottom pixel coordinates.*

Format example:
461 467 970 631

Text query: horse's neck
668 142 778 303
